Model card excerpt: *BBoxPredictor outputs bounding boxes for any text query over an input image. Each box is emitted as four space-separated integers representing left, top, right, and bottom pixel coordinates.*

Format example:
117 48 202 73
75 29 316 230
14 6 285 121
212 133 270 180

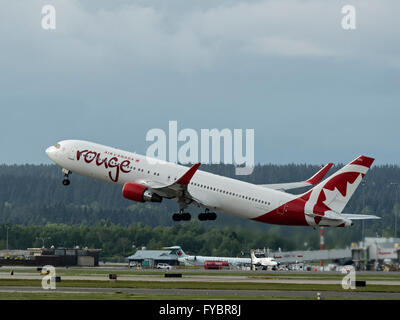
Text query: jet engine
122 182 162 203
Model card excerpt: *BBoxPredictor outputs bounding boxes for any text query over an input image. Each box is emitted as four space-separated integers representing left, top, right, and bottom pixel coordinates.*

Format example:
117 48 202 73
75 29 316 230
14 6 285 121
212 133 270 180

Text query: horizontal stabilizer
341 214 381 220
305 211 344 221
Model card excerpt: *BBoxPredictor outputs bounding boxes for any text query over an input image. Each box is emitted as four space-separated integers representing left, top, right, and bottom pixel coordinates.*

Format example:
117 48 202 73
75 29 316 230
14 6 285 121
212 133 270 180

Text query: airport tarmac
1 266 400 299
0 272 400 286
0 286 399 299
1 265 397 276
0 273 400 286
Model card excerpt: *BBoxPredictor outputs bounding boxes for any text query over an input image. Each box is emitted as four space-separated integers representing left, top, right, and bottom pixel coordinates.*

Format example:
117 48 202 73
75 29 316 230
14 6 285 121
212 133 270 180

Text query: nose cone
46 146 57 160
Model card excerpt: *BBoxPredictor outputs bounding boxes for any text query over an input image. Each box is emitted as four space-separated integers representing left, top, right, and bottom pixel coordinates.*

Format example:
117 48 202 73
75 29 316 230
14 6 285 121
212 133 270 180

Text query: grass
1 291 399 300
2 268 400 281
0 291 318 300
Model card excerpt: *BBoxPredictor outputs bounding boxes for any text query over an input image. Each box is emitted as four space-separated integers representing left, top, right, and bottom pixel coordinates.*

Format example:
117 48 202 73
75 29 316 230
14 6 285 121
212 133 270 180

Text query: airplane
168 246 277 269
250 250 279 270
45 140 380 227
178 250 279 270
173 247 251 267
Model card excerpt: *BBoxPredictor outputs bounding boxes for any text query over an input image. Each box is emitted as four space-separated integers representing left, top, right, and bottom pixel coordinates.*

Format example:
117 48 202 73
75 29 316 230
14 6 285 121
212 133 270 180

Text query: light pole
36 237 51 248
6 226 9 251
389 182 399 238
361 180 367 241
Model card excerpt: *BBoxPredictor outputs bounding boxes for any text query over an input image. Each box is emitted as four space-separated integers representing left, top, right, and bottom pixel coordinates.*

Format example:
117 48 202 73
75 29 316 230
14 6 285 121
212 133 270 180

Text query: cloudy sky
0 0 399 166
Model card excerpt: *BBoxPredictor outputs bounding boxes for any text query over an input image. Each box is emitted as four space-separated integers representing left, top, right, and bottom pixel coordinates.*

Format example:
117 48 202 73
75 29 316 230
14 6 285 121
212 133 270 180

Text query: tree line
0 222 310 260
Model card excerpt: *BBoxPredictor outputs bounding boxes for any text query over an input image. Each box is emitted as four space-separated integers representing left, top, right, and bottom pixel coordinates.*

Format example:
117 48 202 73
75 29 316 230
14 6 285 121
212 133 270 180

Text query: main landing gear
171 209 217 222
198 209 217 221
172 210 191 221
62 168 71 186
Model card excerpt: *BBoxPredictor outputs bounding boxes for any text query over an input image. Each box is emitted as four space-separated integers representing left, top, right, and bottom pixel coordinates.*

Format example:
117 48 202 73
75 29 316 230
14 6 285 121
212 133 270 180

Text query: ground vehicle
156 263 172 270
204 260 229 270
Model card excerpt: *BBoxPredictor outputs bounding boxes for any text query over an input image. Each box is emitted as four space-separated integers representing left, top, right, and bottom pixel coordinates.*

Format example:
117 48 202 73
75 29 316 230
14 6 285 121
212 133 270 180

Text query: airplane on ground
46 140 380 227
173 247 250 267
167 246 277 269
250 250 279 270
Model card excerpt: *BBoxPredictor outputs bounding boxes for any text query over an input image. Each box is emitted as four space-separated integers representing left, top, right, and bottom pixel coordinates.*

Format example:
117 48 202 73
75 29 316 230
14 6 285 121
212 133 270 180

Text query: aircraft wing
140 163 201 200
258 163 333 191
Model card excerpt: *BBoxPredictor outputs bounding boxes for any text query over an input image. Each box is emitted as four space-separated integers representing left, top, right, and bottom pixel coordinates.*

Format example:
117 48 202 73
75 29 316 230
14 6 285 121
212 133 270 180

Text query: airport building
0 247 101 267
126 246 183 267
256 237 400 271
351 237 400 271
265 248 352 265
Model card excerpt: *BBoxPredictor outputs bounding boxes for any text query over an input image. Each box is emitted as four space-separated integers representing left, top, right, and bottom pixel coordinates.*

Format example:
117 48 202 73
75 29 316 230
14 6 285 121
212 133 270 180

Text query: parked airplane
175 249 251 267
250 250 279 270
46 140 380 227
168 246 277 269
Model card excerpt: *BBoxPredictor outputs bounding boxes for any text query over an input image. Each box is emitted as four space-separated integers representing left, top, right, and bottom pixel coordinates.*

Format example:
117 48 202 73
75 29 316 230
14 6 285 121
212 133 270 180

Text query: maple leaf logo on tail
301 156 374 224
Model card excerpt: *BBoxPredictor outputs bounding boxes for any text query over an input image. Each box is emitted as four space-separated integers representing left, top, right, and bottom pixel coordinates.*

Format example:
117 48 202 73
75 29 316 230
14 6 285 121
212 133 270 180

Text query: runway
0 286 399 299
1 272 400 286
1 267 400 300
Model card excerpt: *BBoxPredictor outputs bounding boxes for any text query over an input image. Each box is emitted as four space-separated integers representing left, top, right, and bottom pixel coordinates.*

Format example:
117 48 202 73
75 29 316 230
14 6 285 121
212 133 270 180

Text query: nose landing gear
62 168 71 186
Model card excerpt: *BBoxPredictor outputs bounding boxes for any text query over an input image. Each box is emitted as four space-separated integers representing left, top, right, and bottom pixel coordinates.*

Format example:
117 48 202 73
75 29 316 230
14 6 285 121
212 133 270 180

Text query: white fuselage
251 253 279 267
46 140 296 222
179 255 278 268
178 255 251 266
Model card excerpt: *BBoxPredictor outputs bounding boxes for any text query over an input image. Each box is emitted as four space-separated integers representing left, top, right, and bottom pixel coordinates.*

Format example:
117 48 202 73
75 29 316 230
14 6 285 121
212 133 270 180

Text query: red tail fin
303 155 374 214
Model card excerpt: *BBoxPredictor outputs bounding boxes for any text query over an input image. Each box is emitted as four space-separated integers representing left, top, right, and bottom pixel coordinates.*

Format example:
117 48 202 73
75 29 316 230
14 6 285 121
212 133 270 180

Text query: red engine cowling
122 182 162 203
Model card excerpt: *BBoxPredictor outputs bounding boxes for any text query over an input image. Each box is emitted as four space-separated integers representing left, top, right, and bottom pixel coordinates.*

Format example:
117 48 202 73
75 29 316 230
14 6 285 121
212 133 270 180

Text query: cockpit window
55 143 61 149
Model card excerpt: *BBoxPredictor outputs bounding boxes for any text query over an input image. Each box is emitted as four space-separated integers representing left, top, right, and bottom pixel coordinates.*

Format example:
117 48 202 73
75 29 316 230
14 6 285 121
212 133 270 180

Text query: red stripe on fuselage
252 193 310 226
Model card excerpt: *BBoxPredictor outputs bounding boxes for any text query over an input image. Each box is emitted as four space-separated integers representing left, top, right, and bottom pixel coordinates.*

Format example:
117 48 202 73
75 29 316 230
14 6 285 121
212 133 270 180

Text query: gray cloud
0 0 399 165
2 0 399 73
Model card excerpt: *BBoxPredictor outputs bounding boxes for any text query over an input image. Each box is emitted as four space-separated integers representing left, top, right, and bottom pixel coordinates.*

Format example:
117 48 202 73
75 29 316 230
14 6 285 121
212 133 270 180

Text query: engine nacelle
122 182 162 203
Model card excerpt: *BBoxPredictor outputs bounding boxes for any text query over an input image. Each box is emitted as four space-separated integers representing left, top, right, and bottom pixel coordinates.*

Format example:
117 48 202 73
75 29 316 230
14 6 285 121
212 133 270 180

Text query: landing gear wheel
207 212 217 220
173 212 191 221
198 211 217 221
182 213 191 221
62 168 71 186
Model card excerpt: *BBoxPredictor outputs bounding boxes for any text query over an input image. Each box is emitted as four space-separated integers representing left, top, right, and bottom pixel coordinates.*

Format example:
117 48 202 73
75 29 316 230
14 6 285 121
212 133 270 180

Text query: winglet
176 163 201 185
306 163 334 185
